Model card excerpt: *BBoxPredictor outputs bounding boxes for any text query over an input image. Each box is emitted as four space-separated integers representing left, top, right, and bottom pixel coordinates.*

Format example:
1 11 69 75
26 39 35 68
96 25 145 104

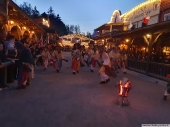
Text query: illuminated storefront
0 0 44 41
93 0 170 81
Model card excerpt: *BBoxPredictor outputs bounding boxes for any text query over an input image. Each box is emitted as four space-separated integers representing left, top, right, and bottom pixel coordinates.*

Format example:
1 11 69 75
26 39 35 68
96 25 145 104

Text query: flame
119 82 130 96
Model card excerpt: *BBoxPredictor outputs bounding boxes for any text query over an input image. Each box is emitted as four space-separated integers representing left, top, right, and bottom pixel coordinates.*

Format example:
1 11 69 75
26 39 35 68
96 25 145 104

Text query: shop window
164 13 170 21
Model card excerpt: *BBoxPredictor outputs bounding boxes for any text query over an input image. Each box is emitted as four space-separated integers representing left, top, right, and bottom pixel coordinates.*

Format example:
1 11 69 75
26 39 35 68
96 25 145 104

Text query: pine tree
32 6 40 18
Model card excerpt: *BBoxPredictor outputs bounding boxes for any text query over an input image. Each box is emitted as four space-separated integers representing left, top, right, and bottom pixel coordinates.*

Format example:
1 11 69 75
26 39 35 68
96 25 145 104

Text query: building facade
0 0 44 41
93 0 170 81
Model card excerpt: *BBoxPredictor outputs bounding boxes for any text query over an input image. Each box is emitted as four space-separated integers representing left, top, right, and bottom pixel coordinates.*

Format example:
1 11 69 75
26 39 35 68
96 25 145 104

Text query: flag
143 13 150 25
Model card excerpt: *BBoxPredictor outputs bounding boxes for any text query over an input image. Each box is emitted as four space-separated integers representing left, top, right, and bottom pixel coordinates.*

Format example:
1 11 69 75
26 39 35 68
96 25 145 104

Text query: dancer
71 43 81 74
15 42 34 89
98 46 115 84
86 44 95 72
52 46 64 73
41 46 51 71
109 47 121 73
163 75 170 100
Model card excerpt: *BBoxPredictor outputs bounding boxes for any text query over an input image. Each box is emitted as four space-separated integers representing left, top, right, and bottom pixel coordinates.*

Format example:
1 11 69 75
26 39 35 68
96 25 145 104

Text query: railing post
144 34 153 75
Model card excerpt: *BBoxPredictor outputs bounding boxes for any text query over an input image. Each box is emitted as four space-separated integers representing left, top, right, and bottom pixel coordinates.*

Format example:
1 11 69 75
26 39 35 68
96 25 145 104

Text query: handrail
127 59 170 81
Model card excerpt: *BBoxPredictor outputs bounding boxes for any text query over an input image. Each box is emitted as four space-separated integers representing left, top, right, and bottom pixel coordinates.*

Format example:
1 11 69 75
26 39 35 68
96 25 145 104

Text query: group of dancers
41 42 127 84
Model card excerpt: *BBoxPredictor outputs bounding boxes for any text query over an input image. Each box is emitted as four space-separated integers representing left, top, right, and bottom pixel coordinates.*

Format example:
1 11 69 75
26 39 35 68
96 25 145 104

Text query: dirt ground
0 52 170 127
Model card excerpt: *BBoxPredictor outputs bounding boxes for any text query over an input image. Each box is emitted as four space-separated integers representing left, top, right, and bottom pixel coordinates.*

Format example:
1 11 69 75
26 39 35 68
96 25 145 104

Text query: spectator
0 29 8 89
4 34 17 83
15 41 34 89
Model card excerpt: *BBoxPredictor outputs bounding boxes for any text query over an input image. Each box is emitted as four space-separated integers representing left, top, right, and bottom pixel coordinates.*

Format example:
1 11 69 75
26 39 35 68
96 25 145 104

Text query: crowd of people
0 28 128 92
70 43 127 84
0 28 169 100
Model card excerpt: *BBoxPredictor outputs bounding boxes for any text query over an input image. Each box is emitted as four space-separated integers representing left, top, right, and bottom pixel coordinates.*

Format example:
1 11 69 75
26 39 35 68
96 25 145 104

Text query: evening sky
15 0 146 34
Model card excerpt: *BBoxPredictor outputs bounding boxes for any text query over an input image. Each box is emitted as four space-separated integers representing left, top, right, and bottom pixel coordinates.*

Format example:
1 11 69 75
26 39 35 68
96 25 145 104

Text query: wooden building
0 0 44 41
93 0 170 81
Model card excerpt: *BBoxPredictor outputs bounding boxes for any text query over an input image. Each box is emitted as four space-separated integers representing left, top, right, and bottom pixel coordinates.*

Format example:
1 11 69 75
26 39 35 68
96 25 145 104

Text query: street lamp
146 34 151 39
125 39 129 43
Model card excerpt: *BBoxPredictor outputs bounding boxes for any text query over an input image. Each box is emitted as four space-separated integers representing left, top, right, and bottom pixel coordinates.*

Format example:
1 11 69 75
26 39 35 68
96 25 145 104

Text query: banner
0 0 8 24
123 0 161 23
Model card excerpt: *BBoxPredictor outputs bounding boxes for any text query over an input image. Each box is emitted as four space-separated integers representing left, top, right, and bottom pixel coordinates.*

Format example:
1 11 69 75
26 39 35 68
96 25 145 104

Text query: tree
77 25 81 34
69 25 75 34
41 12 48 19
81 32 85 36
65 25 70 34
56 14 61 21
47 6 55 17
20 2 32 17
32 6 40 18
74 25 81 34
86 32 92 38
19 2 69 36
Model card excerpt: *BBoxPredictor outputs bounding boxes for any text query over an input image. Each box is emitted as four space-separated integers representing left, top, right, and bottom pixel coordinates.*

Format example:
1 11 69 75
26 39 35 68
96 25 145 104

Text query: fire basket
115 77 131 107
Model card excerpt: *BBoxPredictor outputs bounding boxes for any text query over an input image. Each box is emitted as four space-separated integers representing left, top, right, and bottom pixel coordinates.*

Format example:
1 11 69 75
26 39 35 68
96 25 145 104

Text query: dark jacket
0 39 6 64
0 51 6 64
15 42 34 66
0 39 5 55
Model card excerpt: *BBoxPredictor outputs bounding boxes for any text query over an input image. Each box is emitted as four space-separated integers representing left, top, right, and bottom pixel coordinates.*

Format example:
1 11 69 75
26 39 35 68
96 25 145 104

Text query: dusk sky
15 0 146 34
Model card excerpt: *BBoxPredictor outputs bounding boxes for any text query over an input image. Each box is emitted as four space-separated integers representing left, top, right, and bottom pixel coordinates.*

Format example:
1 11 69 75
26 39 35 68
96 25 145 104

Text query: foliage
20 2 32 17
19 2 91 37
65 24 81 34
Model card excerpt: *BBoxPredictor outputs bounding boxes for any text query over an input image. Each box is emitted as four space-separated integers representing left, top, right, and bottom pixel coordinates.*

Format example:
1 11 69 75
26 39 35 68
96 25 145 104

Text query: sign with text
123 0 161 23
0 0 8 24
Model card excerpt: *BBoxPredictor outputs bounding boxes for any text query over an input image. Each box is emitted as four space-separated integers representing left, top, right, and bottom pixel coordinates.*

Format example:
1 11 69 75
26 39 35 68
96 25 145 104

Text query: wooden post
145 34 153 75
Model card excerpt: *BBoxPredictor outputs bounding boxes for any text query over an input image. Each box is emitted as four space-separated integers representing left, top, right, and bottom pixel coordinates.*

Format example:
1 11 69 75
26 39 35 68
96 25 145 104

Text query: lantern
115 77 131 107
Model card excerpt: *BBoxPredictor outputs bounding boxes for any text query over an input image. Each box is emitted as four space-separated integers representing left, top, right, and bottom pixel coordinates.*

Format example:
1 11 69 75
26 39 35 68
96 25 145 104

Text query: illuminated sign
42 18 50 27
122 0 161 23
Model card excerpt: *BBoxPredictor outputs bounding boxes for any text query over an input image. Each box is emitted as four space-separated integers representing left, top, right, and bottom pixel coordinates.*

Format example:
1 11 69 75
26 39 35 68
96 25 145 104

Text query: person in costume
41 46 51 71
90 45 100 72
15 41 34 89
86 44 95 72
98 46 115 84
109 47 121 73
52 46 64 73
71 43 81 74
163 75 170 100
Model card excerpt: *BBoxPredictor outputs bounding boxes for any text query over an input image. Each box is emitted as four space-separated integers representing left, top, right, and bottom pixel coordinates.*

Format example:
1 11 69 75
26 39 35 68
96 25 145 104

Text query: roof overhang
8 0 45 33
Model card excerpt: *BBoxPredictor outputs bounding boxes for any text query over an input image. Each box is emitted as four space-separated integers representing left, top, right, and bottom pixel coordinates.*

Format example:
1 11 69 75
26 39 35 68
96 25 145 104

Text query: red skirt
20 68 30 86
72 58 78 71
91 59 96 67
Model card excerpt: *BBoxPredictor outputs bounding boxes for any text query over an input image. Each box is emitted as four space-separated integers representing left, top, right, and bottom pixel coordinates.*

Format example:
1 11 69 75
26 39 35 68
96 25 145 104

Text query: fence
127 59 170 81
